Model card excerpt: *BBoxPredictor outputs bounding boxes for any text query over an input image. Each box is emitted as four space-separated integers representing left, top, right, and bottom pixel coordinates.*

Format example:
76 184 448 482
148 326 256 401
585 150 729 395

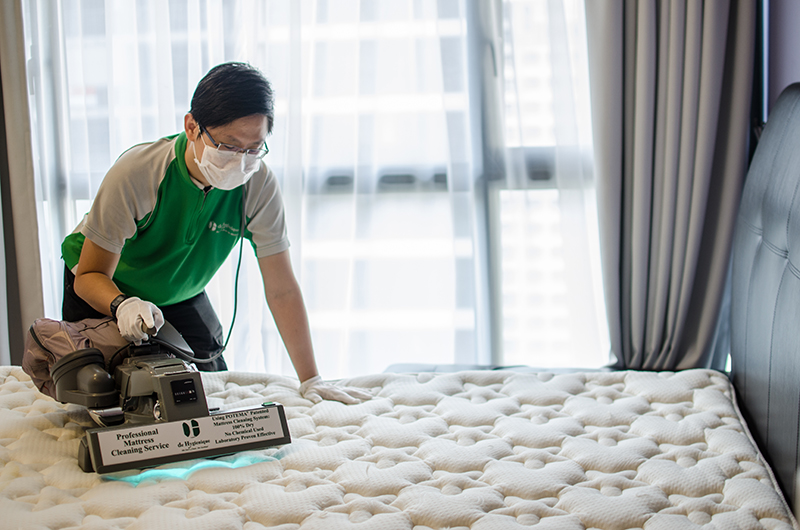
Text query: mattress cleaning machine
48 322 291 474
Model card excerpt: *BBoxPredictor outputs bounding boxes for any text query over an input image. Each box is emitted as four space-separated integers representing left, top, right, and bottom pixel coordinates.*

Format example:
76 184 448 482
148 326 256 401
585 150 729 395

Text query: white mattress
0 365 796 529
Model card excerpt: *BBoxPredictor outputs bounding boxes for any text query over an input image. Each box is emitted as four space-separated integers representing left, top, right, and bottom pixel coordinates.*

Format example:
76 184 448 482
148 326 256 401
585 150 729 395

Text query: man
61 62 369 404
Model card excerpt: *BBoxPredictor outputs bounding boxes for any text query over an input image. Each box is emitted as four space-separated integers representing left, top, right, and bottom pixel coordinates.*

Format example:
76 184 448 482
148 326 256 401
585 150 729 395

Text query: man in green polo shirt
61 62 370 404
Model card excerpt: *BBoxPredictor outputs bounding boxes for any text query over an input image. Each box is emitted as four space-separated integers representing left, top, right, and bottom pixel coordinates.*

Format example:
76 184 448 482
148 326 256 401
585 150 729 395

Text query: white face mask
192 138 260 190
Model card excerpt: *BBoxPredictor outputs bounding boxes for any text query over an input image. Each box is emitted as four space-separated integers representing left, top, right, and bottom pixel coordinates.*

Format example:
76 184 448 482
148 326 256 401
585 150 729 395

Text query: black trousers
62 265 228 371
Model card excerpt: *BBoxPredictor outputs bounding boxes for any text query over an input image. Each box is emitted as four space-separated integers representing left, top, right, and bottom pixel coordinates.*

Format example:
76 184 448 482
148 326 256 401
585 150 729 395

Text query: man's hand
299 375 373 404
116 296 164 344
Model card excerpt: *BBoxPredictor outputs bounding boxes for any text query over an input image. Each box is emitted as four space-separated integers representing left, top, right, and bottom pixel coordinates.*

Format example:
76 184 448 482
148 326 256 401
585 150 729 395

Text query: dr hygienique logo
183 419 200 438
177 420 210 450
208 221 239 236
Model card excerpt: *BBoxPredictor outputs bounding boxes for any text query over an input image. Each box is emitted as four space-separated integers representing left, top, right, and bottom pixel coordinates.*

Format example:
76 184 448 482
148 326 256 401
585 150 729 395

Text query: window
23 0 606 378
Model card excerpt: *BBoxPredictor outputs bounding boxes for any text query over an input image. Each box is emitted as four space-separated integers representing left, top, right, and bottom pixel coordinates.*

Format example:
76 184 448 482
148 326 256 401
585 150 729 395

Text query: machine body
49 324 291 473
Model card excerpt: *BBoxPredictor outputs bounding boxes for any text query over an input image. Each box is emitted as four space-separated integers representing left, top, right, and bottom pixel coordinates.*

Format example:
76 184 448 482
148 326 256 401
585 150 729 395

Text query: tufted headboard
730 82 800 503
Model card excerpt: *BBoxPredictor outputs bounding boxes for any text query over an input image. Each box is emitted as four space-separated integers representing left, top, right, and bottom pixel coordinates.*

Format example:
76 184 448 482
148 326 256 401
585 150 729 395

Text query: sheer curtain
22 0 484 378
495 0 607 368
20 0 603 378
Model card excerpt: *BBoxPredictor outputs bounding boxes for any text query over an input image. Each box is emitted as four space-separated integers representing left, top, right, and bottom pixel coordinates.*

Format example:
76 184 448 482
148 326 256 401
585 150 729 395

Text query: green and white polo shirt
62 132 289 306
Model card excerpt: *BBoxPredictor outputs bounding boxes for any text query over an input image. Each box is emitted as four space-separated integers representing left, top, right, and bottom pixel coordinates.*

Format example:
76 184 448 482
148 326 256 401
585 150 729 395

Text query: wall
769 0 800 112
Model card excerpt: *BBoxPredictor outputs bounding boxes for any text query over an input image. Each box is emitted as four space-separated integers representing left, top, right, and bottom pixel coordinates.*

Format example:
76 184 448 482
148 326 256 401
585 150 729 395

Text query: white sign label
94 407 285 466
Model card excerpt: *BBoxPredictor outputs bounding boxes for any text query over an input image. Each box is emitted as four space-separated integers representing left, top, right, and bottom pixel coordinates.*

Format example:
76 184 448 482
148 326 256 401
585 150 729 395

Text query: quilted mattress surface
0 365 796 530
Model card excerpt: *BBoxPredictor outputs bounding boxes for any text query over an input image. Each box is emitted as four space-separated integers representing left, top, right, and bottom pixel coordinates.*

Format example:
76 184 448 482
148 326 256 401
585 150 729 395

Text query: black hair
189 62 274 133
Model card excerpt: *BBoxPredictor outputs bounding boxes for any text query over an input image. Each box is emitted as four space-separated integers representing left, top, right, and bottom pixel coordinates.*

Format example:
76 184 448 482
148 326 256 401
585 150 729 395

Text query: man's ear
184 113 200 141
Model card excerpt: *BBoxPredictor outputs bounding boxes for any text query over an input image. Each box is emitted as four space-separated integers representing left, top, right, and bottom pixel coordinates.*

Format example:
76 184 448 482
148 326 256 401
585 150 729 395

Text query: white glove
299 375 373 405
116 296 164 345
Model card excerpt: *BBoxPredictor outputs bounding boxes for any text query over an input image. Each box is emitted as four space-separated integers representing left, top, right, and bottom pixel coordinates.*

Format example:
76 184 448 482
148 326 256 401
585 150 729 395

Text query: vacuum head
82 400 290 474
49 322 291 473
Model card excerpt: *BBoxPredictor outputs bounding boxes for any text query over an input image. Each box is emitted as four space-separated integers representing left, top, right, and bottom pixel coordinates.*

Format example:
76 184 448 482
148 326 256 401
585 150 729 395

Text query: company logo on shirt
208 221 239 236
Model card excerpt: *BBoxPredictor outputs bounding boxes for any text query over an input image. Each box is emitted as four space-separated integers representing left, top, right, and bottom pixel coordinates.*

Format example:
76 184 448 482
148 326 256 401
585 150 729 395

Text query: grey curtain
585 0 755 370
0 0 44 365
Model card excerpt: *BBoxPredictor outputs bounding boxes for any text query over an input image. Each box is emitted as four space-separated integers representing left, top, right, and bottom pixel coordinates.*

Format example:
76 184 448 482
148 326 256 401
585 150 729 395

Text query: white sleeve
244 165 290 258
80 140 172 254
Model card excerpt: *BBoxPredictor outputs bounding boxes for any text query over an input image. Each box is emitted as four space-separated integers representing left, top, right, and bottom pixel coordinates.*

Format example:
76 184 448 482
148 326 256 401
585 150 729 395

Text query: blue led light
103 452 278 485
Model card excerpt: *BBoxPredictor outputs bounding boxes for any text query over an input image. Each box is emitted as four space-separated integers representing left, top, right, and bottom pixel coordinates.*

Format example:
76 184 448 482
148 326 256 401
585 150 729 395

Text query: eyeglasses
200 127 269 159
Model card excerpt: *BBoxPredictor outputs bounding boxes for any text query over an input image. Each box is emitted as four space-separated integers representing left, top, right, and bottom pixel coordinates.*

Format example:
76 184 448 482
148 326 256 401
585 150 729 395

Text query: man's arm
73 237 124 316
258 250 319 383
73 237 163 343
258 250 372 403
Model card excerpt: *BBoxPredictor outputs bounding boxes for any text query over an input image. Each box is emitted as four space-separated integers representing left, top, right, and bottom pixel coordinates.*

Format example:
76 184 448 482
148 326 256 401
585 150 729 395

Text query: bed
0 366 796 529
3 89 800 530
